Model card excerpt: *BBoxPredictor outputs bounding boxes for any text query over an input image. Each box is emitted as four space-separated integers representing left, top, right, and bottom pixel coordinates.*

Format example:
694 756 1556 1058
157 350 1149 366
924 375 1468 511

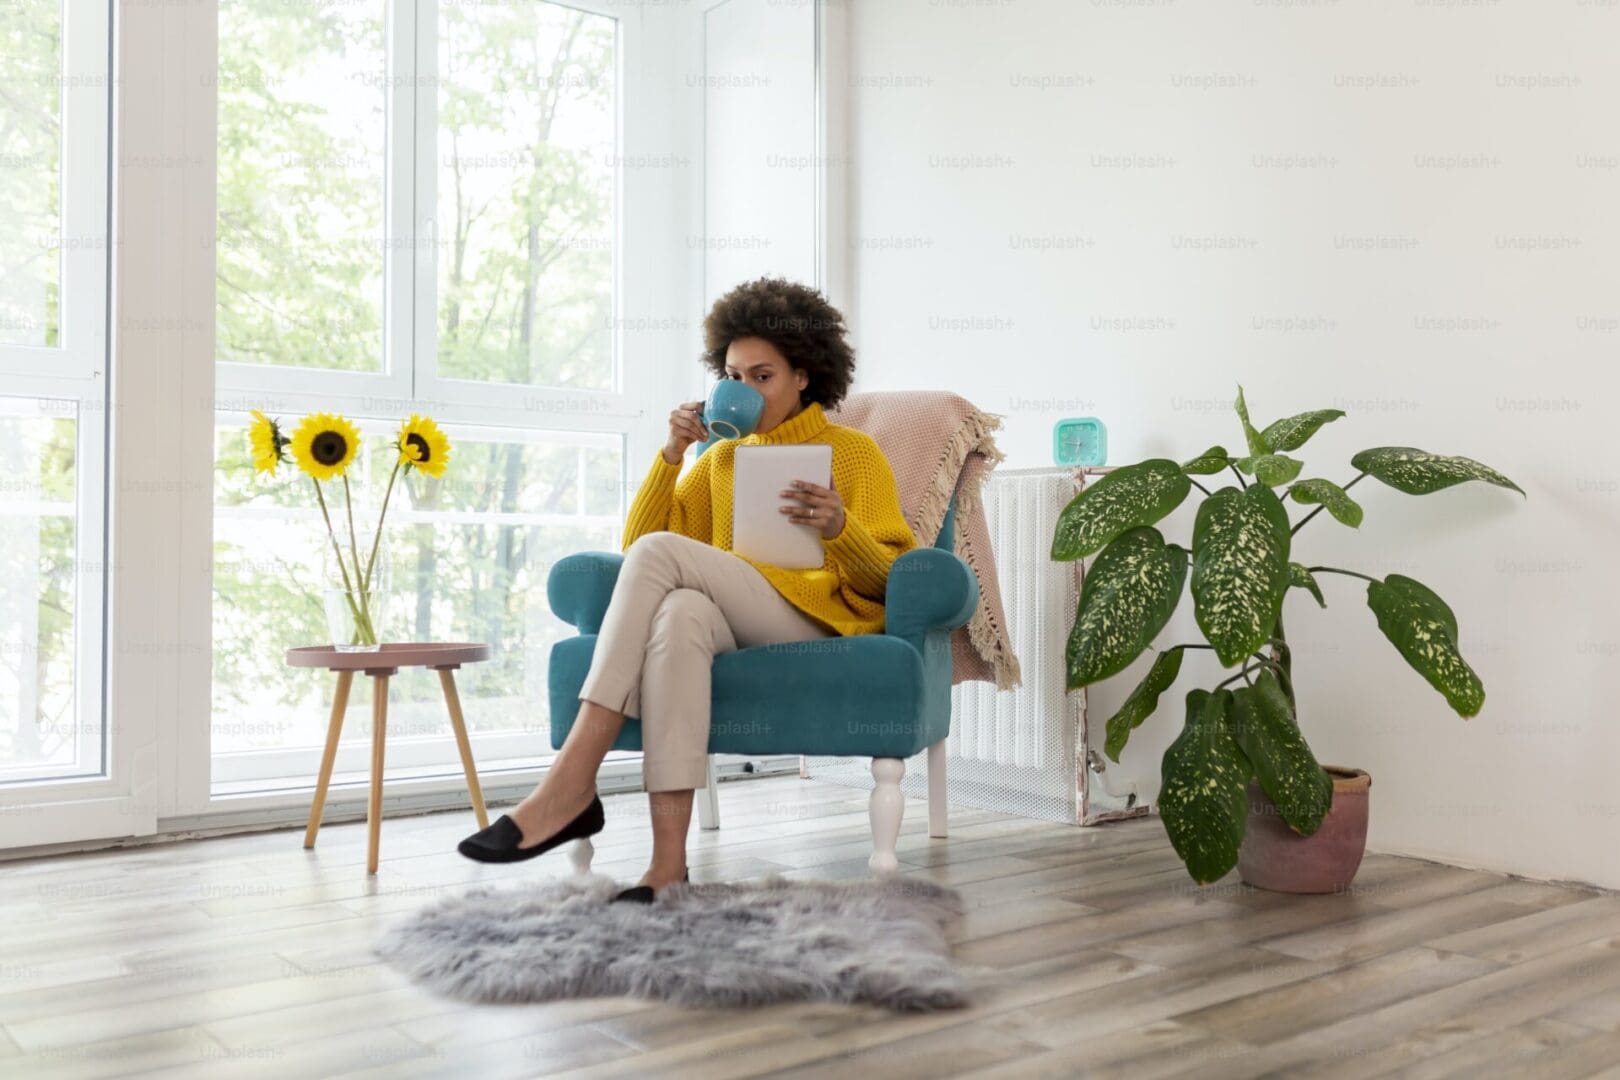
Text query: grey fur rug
375 873 973 1012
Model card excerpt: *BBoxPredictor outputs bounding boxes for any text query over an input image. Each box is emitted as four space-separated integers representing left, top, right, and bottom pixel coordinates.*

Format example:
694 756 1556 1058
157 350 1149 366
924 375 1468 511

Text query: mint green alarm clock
1053 417 1108 466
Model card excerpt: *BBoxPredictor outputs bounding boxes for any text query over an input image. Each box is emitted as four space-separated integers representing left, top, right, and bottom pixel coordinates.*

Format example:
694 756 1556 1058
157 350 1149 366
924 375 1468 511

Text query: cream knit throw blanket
827 391 1022 690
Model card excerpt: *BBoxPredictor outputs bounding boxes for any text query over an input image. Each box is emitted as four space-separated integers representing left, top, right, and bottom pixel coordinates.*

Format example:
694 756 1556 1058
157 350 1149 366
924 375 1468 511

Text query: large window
0 2 63 350
0 2 109 794
0 405 87 782
434 1 616 389
213 0 630 791
215 0 389 373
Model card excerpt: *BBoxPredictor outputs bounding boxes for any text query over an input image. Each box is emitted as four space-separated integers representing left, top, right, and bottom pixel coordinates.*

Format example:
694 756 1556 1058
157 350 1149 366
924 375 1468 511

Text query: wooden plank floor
4 774 1620 1079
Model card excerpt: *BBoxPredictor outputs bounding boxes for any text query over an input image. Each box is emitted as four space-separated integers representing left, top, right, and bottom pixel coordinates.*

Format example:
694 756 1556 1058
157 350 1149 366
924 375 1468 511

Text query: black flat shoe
457 796 604 864
611 869 689 904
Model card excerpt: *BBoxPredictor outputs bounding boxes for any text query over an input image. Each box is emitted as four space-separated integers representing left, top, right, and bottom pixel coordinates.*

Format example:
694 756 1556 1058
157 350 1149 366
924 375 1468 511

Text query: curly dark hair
701 277 856 410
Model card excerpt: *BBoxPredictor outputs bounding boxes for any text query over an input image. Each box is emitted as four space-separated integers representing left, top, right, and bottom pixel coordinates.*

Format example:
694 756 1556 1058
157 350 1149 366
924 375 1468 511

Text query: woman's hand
662 400 707 464
780 478 846 540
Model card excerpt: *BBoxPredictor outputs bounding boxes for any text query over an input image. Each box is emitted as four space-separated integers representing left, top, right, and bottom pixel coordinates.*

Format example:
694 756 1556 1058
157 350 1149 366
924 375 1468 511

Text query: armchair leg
869 757 905 876
696 754 720 831
928 739 948 839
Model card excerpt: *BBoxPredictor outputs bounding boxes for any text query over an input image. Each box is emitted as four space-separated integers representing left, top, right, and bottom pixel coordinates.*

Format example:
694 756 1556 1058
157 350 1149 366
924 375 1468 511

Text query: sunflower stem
341 475 375 644
362 459 402 595
312 479 365 633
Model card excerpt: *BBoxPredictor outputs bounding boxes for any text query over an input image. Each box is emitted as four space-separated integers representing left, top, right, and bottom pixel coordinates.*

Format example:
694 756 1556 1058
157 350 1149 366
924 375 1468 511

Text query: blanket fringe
908 406 1003 552
907 408 1022 691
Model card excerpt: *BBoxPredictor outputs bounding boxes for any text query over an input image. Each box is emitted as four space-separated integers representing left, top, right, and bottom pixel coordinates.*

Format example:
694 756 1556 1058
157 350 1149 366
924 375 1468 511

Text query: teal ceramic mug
696 379 766 453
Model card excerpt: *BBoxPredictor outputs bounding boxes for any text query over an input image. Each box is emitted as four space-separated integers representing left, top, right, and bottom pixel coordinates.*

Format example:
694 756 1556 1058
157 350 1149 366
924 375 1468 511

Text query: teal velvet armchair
545 488 979 875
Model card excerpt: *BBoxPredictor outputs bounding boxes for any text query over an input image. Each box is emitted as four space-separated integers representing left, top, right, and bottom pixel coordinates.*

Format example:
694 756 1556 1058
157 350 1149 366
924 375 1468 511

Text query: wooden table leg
303 670 354 849
367 673 389 875
437 668 489 829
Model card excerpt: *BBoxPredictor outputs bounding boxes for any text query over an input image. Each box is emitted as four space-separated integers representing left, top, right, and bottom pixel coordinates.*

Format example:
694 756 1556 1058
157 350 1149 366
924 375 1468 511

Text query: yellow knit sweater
620 401 918 636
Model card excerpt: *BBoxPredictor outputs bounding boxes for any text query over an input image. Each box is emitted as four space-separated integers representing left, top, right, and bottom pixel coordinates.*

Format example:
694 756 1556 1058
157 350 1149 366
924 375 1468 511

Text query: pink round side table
286 642 491 875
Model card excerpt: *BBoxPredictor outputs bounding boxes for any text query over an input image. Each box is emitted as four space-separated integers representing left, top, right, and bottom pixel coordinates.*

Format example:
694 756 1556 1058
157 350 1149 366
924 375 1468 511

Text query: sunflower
289 412 361 481
396 414 451 478
247 409 288 475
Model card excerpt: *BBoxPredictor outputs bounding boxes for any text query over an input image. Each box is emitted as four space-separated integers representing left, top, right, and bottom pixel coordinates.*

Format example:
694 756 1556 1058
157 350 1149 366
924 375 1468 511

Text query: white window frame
0 2 109 383
199 0 669 803
0 0 169 848
0 0 845 855
211 0 415 408
411 1 633 423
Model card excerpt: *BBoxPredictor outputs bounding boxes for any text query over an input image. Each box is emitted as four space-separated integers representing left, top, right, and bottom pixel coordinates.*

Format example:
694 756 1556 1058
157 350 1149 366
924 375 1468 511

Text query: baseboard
0 755 803 863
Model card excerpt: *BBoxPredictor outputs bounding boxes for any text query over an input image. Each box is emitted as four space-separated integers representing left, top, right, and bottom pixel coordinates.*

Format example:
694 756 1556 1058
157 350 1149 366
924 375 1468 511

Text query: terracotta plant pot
1237 765 1371 894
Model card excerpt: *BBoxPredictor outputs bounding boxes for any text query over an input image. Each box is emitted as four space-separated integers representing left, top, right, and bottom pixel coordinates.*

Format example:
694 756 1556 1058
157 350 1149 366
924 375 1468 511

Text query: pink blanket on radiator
826 391 1022 689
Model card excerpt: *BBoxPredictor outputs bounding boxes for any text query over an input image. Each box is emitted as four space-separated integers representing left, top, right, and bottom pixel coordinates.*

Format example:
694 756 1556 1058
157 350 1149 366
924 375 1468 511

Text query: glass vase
323 532 391 653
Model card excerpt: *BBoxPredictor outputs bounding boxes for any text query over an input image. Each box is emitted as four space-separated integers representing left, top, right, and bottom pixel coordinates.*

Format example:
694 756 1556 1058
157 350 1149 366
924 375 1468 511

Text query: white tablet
731 444 834 570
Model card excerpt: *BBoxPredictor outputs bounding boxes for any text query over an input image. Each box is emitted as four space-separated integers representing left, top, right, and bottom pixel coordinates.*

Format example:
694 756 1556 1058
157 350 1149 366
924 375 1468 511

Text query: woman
458 277 917 901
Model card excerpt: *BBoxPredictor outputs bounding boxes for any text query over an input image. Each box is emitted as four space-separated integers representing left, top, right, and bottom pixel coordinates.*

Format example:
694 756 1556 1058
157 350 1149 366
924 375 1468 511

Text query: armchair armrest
884 548 979 641
547 552 624 633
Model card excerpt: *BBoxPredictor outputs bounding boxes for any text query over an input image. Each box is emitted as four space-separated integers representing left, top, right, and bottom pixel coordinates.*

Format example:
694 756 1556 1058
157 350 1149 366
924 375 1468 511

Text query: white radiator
806 466 1150 826
950 467 1076 770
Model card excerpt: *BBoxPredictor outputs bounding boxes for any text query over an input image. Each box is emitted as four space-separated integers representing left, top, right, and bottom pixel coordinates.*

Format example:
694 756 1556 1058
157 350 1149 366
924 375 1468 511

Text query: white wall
841 0 1620 888
702 0 818 307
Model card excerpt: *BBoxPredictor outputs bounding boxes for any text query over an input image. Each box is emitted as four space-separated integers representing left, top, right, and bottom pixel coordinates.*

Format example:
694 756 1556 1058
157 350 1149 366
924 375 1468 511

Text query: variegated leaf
1289 562 1326 608
1260 409 1345 452
1366 574 1485 717
1228 670 1333 836
1159 689 1251 885
1351 447 1525 497
1065 527 1188 689
1287 478 1364 527
1234 453 1304 488
1181 445 1231 476
1191 484 1292 666
1233 385 1269 456
1103 647 1184 762
1051 459 1191 561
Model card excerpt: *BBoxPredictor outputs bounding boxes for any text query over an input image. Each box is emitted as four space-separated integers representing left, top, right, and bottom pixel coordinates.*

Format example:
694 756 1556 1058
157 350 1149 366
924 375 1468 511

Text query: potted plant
1052 387 1523 891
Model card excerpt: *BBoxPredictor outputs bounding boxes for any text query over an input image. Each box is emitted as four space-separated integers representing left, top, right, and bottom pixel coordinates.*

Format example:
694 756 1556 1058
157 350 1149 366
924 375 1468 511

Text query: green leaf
1191 485 1292 666
1289 562 1326 608
1051 459 1192 561
1181 446 1231 476
1233 385 1269 456
1287 478 1364 527
1260 409 1345 452
1103 647 1184 762
1366 574 1485 717
1159 689 1251 885
1065 527 1188 690
1234 453 1304 488
1351 447 1524 497
1228 670 1333 836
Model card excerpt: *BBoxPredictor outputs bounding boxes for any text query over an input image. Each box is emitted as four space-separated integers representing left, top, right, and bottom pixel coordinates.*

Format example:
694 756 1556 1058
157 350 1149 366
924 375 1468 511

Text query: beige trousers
577 531 835 791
